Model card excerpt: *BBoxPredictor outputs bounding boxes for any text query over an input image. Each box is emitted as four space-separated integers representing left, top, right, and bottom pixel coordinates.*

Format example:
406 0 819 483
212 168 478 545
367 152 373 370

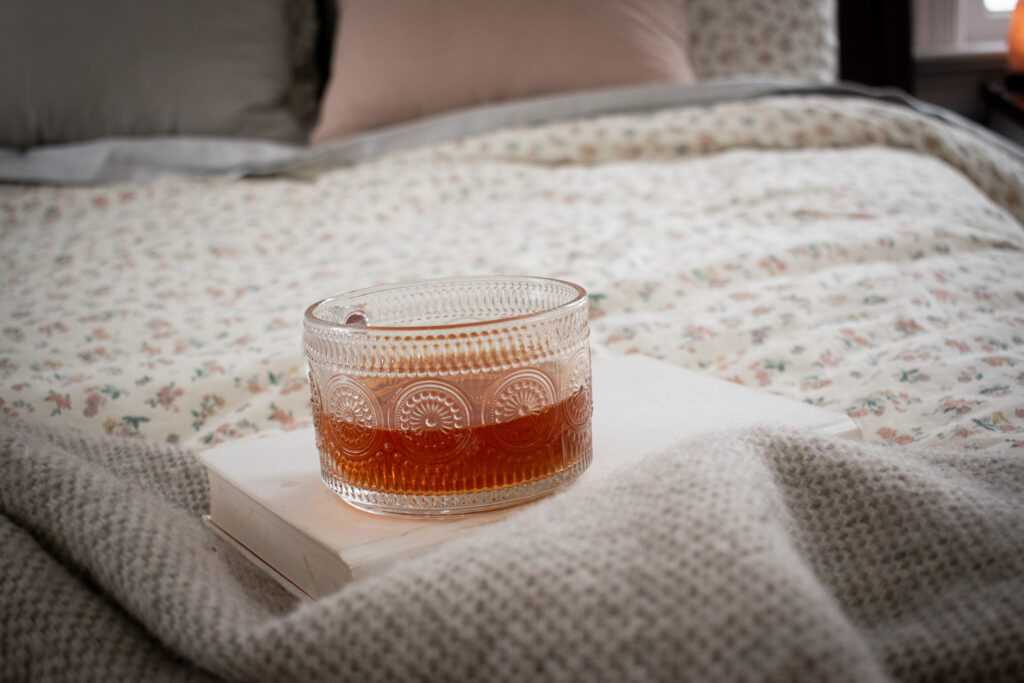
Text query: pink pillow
311 0 694 144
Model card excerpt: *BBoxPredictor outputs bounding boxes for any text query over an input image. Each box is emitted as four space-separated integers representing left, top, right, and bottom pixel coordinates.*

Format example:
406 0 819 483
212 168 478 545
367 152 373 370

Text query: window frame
914 0 1011 55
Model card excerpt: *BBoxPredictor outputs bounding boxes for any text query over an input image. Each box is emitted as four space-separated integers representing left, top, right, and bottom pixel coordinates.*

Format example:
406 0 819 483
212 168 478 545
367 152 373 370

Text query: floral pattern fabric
2 94 1023 450
688 0 837 83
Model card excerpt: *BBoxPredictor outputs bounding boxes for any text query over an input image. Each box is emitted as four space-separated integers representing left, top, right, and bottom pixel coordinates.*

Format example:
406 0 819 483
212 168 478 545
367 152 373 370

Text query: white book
200 356 859 600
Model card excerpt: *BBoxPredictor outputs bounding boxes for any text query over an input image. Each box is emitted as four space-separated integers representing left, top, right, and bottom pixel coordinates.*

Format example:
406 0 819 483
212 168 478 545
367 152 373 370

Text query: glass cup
303 276 593 517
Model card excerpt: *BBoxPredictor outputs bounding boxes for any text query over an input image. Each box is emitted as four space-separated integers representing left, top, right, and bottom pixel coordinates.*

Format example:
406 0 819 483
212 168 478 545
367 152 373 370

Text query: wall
912 0 1010 121
915 49 1006 121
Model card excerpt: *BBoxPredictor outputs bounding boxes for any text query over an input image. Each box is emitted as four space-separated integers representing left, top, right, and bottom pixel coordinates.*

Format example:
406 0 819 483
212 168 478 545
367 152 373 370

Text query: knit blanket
3 418 1023 682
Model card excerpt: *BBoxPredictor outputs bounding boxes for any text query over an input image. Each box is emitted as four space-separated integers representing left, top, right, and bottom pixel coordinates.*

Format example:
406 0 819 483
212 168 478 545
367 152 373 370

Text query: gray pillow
0 1 307 148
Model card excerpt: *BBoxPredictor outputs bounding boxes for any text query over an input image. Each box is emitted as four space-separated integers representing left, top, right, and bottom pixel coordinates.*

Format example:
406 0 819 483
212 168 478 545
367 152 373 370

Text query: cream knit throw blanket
2 418 1023 682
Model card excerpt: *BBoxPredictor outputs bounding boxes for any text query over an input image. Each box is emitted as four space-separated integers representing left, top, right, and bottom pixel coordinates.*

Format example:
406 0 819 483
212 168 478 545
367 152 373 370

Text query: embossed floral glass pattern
303 276 592 517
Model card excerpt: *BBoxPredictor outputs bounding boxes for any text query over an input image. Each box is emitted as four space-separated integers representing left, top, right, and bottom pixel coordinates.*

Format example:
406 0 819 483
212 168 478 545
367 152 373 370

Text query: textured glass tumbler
303 276 593 517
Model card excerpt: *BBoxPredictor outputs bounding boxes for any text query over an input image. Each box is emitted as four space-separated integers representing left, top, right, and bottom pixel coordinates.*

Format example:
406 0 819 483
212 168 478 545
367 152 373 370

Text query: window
966 0 1013 43
983 0 1015 12
915 0 1012 55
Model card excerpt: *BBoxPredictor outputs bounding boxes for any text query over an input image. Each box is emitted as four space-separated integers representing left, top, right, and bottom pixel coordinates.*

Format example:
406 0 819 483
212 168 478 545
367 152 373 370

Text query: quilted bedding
2 93 1023 451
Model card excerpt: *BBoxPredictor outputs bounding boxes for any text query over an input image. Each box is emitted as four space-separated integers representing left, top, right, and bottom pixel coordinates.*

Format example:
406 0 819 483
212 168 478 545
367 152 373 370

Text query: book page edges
207 470 351 598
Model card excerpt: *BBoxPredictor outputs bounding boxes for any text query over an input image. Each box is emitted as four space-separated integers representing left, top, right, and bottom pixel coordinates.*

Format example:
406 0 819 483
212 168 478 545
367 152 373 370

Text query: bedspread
2 94 1023 449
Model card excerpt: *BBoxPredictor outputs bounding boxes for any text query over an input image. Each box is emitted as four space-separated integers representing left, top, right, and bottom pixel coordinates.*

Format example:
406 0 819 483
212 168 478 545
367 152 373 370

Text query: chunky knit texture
2 418 1023 681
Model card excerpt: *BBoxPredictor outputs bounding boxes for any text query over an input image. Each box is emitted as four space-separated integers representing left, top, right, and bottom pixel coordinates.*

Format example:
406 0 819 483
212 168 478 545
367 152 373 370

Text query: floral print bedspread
2 95 1023 450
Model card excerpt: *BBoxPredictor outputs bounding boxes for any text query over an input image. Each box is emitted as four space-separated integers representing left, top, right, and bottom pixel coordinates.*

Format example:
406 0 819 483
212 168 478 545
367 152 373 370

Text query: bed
2 1 1023 680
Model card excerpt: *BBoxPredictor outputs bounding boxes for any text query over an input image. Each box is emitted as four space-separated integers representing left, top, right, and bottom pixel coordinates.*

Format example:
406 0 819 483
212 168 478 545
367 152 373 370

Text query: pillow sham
687 0 837 83
0 0 309 148
311 0 694 144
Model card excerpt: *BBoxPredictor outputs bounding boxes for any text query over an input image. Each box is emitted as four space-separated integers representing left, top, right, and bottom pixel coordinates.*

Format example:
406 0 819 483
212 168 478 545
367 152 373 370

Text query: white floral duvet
2 94 1023 450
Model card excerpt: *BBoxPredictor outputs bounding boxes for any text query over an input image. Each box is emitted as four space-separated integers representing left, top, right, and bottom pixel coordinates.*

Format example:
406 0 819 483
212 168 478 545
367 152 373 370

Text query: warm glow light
1009 2 1024 71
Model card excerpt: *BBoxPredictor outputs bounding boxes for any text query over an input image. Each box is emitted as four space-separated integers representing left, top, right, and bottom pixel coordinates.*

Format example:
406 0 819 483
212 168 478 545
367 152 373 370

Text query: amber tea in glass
303 276 593 517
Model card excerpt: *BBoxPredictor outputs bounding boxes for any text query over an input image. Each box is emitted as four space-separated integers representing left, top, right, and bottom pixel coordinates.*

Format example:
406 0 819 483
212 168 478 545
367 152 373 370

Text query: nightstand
981 81 1024 147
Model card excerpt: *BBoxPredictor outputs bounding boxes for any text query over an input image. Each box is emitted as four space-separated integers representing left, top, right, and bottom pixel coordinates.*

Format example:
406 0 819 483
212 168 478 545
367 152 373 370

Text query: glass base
322 449 592 518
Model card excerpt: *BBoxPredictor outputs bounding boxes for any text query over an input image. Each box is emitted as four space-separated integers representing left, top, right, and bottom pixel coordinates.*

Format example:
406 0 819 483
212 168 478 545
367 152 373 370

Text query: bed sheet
2 94 1023 450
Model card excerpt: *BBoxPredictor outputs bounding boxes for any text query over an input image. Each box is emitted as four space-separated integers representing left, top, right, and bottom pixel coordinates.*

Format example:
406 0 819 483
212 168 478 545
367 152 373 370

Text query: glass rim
304 275 588 333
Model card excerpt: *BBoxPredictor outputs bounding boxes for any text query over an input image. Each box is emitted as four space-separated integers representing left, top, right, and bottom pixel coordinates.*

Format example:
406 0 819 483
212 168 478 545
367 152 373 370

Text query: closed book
200 355 859 600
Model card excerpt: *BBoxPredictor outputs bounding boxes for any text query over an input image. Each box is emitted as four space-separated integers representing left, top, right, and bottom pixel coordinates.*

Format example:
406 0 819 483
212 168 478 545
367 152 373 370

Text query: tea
316 385 591 496
304 275 592 515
